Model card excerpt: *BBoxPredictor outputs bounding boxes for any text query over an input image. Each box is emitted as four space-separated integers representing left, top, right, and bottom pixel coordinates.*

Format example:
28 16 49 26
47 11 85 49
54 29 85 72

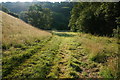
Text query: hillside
1 11 51 48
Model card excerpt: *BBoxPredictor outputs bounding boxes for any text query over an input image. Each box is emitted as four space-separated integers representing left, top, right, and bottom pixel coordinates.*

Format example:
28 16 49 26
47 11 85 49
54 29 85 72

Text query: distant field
1 11 119 79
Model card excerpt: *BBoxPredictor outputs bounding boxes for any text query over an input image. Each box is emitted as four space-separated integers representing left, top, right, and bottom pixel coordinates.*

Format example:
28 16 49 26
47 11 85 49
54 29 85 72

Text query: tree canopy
69 2 120 36
26 4 52 29
2 2 73 30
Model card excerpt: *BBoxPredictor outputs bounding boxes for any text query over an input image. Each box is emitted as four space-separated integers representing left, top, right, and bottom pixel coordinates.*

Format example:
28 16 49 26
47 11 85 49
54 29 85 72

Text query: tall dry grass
78 33 118 77
1 11 51 45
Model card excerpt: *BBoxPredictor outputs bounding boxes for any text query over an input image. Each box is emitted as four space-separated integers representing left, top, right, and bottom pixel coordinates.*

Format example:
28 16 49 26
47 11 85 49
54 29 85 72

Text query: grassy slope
1 11 51 47
1 11 52 78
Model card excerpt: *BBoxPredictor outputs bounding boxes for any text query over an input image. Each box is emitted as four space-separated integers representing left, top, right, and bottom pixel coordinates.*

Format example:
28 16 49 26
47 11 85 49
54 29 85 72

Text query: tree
69 2 120 36
1 2 74 30
19 11 28 23
0 5 19 18
0 5 10 13
27 4 52 29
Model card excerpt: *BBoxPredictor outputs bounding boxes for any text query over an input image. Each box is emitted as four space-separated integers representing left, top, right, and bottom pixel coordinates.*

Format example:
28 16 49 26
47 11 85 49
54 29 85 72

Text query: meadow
1 11 119 79
3 32 119 78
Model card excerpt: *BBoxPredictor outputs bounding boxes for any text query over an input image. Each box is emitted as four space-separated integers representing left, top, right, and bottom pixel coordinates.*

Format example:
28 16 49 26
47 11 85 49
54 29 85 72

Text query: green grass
2 30 119 78
2 37 52 77
4 36 61 79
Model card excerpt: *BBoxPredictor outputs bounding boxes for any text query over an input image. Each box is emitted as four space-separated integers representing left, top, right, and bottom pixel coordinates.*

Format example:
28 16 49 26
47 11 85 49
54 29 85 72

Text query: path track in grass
48 32 102 78
3 31 105 79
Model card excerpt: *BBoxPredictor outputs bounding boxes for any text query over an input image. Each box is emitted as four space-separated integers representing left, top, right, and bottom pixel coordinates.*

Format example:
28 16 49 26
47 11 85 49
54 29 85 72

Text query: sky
0 0 66 2
1 0 119 2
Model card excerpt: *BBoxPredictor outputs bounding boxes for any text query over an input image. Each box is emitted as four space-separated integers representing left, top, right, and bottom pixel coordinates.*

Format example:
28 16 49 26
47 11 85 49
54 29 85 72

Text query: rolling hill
1 11 51 48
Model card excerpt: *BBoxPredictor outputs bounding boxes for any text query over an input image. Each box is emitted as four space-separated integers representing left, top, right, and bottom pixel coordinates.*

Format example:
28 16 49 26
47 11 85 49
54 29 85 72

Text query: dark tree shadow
54 32 75 37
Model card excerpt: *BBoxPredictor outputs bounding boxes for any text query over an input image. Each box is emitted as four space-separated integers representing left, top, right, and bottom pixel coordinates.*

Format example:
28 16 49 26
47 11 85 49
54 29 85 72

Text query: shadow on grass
54 32 75 37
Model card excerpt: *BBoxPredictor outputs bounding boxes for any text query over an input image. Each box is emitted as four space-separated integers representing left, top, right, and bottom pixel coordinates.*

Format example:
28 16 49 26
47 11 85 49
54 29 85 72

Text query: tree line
1 2 74 30
0 5 19 18
1 2 120 36
68 2 120 36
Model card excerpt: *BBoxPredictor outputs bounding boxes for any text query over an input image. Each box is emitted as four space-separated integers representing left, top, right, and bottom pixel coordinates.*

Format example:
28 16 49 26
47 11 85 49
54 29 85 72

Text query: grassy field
3 31 119 79
2 11 119 79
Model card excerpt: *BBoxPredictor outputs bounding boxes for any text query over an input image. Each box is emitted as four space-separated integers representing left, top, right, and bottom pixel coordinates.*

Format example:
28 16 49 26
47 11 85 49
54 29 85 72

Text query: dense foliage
48 2 73 30
69 2 120 36
26 4 52 29
1 2 119 34
1 2 73 30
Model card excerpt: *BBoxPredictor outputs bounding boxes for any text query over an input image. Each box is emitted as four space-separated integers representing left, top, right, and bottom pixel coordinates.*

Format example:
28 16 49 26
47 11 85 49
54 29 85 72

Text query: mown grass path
3 31 118 79
48 32 102 78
